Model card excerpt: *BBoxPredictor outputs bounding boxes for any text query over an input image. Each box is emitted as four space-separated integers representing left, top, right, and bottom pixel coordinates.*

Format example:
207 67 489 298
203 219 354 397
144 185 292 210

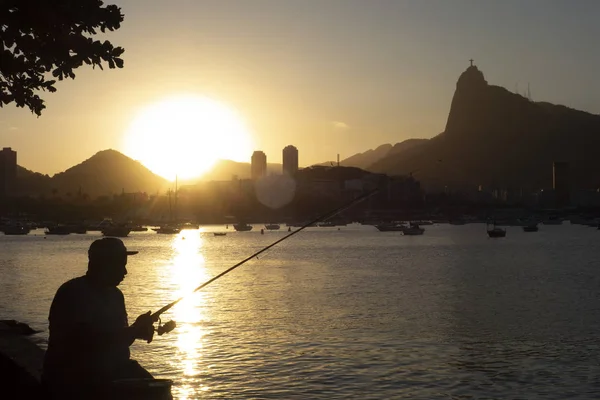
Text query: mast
174 174 178 223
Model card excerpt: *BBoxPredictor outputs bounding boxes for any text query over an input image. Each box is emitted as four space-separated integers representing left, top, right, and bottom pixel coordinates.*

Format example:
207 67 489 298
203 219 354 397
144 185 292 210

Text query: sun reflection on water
168 231 212 397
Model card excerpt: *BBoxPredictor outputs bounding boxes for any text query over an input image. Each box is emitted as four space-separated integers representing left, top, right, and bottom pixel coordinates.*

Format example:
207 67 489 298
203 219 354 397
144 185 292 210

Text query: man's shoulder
56 276 88 294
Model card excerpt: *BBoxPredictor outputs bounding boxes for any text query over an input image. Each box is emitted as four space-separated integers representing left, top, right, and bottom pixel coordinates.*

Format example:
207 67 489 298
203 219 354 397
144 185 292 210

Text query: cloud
8 126 18 131
331 121 349 130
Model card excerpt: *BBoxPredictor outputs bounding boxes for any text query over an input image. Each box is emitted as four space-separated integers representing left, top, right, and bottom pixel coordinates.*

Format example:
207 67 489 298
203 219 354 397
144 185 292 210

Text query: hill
50 149 169 197
15 151 285 197
317 139 428 169
16 150 169 197
16 166 52 195
369 65 600 191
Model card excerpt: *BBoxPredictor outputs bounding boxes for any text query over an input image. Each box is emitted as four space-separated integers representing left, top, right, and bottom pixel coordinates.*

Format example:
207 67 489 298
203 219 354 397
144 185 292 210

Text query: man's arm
49 284 154 350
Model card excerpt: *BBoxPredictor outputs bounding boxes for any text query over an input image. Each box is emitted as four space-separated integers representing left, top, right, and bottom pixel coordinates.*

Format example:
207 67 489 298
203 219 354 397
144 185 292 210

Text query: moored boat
523 224 538 232
213 232 227 236
542 217 563 225
2 225 30 235
487 221 506 238
318 221 336 227
179 223 199 230
68 224 87 234
375 222 407 232
233 223 252 231
102 226 131 237
154 226 181 234
264 223 280 230
45 225 71 235
403 225 425 235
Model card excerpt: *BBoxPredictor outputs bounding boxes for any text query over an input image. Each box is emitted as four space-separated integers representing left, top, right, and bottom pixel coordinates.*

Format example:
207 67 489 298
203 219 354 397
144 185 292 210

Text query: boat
374 222 407 232
68 224 87 234
233 223 253 231
542 217 563 225
102 225 131 237
155 179 184 235
403 224 425 235
523 224 539 232
487 221 506 238
414 220 434 226
318 221 336 227
213 232 227 236
286 221 317 228
130 225 149 232
179 223 199 230
264 223 280 230
154 226 181 234
2 225 30 235
45 225 71 235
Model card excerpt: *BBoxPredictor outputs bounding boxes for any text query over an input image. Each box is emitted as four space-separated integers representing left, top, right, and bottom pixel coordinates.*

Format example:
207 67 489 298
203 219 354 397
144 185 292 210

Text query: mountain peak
456 65 487 91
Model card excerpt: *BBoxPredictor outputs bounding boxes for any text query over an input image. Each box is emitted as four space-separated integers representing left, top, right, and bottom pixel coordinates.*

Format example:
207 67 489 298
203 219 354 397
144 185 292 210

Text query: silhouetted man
43 237 155 398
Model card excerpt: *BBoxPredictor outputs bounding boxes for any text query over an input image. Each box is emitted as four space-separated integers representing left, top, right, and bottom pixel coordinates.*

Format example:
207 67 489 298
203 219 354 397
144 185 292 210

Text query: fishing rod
152 186 380 335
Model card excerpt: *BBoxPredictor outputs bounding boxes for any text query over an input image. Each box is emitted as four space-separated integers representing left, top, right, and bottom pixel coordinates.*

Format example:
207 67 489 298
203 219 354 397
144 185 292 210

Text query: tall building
553 161 569 208
282 145 298 175
251 150 267 180
0 147 17 198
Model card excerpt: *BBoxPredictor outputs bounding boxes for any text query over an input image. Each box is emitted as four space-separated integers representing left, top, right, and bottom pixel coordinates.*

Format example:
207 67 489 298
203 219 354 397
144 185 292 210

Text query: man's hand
131 311 155 343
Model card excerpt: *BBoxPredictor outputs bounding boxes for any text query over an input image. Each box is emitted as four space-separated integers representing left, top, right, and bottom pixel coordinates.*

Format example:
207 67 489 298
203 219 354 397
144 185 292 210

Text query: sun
124 95 254 181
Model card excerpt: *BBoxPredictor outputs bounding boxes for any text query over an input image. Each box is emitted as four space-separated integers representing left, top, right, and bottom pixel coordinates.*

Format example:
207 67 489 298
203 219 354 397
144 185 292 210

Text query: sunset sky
1 0 600 179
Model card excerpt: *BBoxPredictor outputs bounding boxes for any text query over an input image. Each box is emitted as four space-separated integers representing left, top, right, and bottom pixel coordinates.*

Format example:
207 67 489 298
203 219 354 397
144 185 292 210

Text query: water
1 224 600 399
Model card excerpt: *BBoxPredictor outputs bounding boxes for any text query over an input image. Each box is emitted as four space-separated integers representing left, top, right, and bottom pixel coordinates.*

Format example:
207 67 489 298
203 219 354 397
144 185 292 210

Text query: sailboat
233 222 253 231
487 220 506 238
155 177 181 235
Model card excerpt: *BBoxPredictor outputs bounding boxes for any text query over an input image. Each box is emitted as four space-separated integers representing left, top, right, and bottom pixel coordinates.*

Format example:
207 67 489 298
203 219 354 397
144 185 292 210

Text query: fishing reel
156 318 177 336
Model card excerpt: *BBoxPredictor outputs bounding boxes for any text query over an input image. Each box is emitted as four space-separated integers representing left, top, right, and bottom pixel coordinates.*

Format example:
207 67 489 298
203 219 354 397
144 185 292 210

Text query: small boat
318 221 336 227
542 218 563 225
233 223 252 232
487 222 506 238
68 224 87 234
264 223 280 230
414 220 434 226
375 222 407 232
130 225 149 232
402 225 425 235
154 226 181 234
45 225 71 235
102 226 131 237
2 225 30 235
213 232 227 236
523 224 539 232
179 223 199 230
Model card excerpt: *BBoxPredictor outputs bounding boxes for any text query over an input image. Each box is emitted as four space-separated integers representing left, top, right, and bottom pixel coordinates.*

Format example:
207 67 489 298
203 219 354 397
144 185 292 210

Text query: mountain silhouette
15 151 285 197
16 165 52 195
317 139 427 169
17 150 169 197
51 150 169 197
370 65 600 191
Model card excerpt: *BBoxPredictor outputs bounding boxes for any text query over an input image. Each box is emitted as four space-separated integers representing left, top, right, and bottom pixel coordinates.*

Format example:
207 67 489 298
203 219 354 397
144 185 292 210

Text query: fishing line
151 187 380 332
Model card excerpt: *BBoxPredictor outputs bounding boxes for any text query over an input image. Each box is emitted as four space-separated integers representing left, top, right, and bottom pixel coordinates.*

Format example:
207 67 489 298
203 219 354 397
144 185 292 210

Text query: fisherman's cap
88 237 138 261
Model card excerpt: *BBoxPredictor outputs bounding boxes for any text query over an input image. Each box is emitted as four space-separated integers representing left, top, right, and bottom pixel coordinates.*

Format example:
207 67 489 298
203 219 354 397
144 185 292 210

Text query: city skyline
2 1 600 179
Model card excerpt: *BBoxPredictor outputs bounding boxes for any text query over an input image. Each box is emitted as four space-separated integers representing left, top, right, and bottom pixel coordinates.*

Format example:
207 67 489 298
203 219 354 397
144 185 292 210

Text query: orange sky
2 1 600 179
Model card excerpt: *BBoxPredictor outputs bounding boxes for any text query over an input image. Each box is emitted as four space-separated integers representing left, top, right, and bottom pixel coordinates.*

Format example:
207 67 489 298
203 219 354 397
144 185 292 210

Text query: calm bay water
1 223 600 399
